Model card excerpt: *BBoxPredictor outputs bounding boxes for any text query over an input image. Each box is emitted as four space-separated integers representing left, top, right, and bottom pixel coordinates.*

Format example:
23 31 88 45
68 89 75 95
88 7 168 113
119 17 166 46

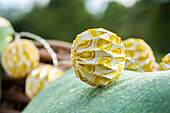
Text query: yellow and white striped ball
71 28 126 86
1 39 39 78
25 65 63 99
123 38 156 72
159 53 170 71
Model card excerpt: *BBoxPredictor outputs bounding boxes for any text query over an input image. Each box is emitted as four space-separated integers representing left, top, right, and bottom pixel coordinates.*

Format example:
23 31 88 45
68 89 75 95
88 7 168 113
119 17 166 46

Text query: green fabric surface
23 69 170 113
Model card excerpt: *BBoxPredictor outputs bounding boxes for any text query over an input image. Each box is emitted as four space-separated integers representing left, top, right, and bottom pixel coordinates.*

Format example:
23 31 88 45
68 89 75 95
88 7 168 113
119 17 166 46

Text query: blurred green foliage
10 0 170 61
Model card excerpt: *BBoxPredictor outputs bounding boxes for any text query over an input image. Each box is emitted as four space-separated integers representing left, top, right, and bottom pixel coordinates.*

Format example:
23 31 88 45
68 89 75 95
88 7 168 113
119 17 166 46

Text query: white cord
17 32 58 67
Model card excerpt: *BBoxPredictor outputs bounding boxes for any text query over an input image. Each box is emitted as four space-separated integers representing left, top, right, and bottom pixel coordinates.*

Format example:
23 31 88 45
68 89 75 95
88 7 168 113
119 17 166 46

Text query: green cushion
23 69 170 113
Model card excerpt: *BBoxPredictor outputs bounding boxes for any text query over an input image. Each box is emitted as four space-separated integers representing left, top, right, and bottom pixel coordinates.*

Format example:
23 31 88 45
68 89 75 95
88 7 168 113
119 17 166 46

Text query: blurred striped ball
25 64 63 99
123 38 156 72
1 39 39 78
159 53 170 71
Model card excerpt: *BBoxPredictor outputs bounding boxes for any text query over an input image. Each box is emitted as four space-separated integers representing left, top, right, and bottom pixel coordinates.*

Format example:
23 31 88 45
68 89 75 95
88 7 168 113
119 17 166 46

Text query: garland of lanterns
0 17 169 99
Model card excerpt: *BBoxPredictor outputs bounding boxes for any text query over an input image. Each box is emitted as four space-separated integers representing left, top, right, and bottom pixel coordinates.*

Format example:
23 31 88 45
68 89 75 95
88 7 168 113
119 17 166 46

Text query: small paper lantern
71 28 126 86
159 53 170 71
25 64 63 99
123 38 156 72
0 17 14 52
1 39 39 78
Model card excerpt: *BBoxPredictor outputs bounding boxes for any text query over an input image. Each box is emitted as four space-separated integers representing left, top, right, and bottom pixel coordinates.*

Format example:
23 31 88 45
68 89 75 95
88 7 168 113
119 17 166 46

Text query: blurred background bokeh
0 0 169 62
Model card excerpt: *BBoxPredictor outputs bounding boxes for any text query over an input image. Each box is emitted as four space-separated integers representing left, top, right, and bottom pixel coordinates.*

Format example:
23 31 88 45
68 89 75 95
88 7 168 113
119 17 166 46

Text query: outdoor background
0 0 170 62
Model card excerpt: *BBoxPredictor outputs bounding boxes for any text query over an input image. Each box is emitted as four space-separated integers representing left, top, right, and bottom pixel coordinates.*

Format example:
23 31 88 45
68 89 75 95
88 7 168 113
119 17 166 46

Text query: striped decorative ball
25 65 63 99
123 38 156 72
159 53 170 71
71 28 126 86
1 39 39 78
